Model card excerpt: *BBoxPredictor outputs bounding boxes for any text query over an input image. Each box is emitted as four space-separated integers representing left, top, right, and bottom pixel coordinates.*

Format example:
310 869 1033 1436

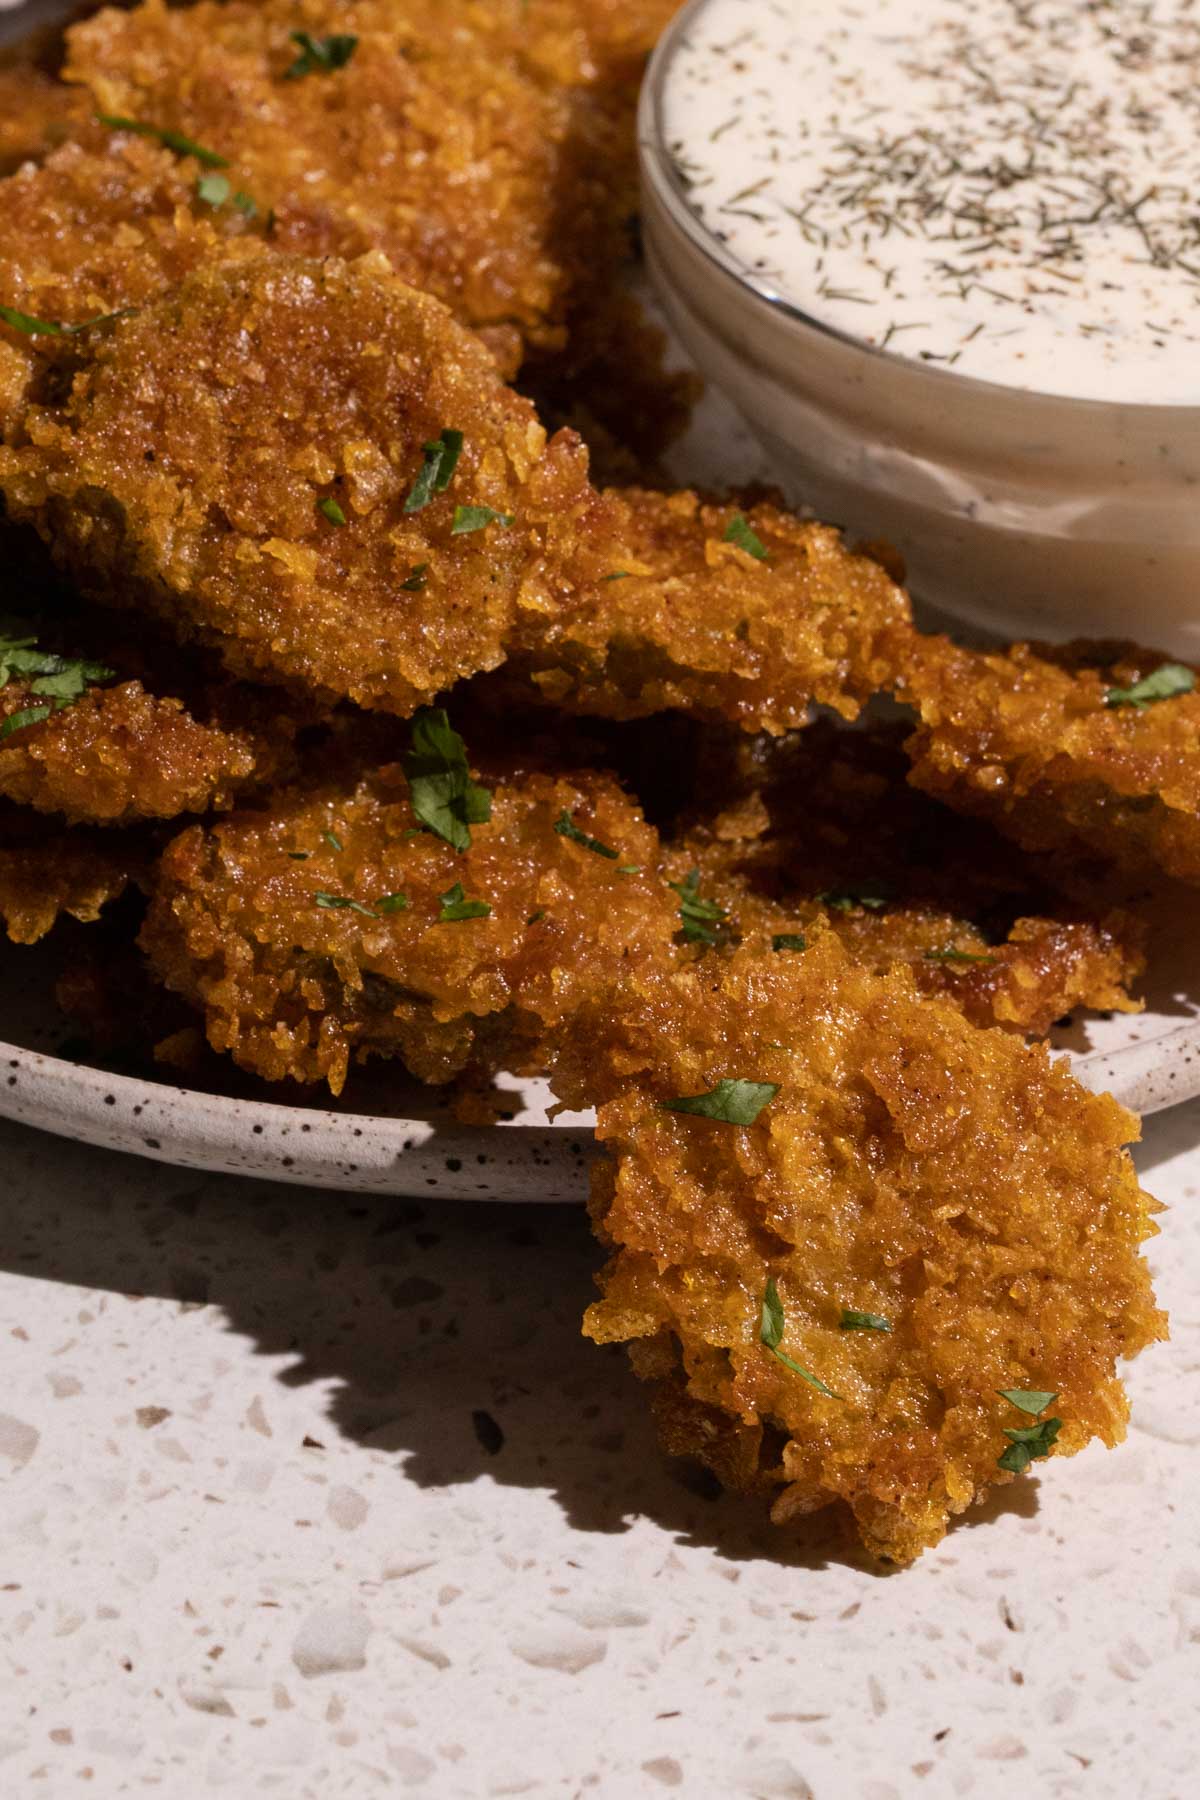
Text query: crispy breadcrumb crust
0 805 138 943
141 762 678 1093
557 931 1165 1564
1 255 616 712
893 636 1200 885
521 489 912 732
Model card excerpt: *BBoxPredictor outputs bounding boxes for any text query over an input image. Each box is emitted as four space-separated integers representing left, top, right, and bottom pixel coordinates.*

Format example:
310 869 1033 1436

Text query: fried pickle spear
1 254 910 729
554 929 1164 1564
893 635 1200 885
0 803 138 943
142 749 678 1093
663 720 1144 1036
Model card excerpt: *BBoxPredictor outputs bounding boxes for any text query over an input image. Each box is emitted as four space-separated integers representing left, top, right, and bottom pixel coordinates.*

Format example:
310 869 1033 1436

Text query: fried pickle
893 635 1200 885
142 757 677 1094
0 803 138 943
554 929 1164 1564
663 720 1144 1036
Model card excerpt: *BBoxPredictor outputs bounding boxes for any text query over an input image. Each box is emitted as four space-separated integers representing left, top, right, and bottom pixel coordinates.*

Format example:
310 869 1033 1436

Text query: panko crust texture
0 255 616 712
523 488 913 733
0 805 139 943
894 636 1200 884
142 761 678 1093
564 931 1165 1564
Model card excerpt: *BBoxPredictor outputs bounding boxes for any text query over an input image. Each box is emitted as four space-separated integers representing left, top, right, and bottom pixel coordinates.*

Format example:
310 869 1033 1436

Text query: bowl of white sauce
640 0 1200 656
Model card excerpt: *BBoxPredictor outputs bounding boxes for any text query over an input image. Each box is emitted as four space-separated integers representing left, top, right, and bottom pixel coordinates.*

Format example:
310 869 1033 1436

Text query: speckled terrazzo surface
1 1101 1198 1800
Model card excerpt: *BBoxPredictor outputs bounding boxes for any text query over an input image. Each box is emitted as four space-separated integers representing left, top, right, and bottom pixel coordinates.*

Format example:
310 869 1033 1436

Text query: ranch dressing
661 0 1200 403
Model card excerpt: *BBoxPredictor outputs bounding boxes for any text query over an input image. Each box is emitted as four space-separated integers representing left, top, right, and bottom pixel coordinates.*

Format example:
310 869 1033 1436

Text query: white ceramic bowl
638 0 1200 658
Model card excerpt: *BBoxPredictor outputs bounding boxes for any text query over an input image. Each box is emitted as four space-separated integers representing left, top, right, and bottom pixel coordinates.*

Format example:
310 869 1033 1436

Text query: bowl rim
639 0 1200 420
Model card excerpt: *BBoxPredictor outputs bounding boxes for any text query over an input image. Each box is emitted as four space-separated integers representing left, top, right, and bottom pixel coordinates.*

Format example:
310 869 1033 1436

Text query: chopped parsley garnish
1104 663 1195 709
317 496 347 526
662 1078 778 1126
996 1390 1062 1474
526 909 546 925
438 881 491 922
196 172 254 213
321 830 344 852
403 707 492 853
0 626 115 739
602 571 632 581
817 881 891 913
554 810 619 859
668 869 728 946
760 1279 841 1399
772 932 807 953
452 504 514 535
96 113 228 168
723 513 768 560
314 891 377 918
618 864 642 874
403 429 463 514
840 1309 891 1332
285 31 359 80
400 563 429 592
375 893 409 914
924 947 996 965
0 304 130 338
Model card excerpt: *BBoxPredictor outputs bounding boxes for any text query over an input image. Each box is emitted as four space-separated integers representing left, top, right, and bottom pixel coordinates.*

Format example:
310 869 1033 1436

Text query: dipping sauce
662 0 1200 403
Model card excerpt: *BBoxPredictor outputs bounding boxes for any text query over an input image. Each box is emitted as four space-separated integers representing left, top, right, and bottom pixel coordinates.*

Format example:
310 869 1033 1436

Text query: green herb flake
0 705 53 741
403 429 464 514
233 190 257 218
723 513 768 560
924 947 996 965
618 864 642 874
317 496 347 526
1104 663 1195 709
403 707 492 852
0 627 115 729
772 932 807 953
314 890 377 918
840 1309 891 1333
452 504 514 535
322 830 344 852
0 303 132 338
285 31 359 80
662 1077 778 1126
668 869 728 946
375 893 409 914
400 562 429 592
196 172 231 207
96 113 228 168
554 809 619 860
526 909 546 926
438 881 491 923
997 1388 1059 1417
817 882 891 913
759 1279 841 1399
602 571 632 581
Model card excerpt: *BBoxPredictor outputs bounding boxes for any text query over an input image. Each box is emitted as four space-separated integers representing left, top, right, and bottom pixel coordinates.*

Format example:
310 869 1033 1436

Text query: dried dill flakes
772 932 807 953
553 810 619 860
661 1077 778 1126
316 496 347 526
452 504 514 535
437 881 491 922
924 946 996 965
403 708 492 853
0 626 115 740
760 1279 841 1399
285 32 359 81
0 304 131 338
668 869 728 946
996 1390 1062 1474
723 513 768 560
1104 664 1195 710
96 112 228 168
839 1309 891 1332
313 891 377 919
403 429 463 514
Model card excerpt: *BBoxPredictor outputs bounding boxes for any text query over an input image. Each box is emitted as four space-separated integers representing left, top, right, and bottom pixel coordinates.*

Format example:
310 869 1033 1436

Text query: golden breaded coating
518 489 912 732
555 930 1164 1564
664 721 1144 1036
142 755 678 1094
1 254 615 712
894 636 1200 885
0 134 262 434
0 58 89 176
0 804 137 943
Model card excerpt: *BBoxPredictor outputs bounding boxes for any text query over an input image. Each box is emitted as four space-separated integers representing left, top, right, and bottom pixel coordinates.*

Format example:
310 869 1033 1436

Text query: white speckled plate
1 0 1199 1195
